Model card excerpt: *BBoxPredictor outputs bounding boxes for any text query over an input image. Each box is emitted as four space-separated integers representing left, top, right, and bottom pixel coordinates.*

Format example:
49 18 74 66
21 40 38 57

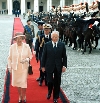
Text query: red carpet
2 18 70 103
9 57 63 103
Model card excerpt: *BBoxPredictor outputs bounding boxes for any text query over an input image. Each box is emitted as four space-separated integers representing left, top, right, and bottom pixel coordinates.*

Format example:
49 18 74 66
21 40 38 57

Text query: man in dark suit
35 24 52 86
41 31 67 103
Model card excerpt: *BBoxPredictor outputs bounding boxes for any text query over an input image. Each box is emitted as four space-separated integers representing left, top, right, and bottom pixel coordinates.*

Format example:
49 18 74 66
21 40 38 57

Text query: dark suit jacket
41 41 67 73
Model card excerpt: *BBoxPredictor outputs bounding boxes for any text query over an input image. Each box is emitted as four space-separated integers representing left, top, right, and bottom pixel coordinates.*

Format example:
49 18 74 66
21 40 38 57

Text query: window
27 2 30 9
2 2 6 9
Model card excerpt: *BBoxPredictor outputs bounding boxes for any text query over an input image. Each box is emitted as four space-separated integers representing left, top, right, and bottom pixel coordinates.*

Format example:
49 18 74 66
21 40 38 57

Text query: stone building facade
0 0 95 15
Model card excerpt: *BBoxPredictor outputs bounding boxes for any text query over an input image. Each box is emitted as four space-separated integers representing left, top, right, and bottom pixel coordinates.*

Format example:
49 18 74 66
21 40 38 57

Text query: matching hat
13 32 25 40
43 24 52 29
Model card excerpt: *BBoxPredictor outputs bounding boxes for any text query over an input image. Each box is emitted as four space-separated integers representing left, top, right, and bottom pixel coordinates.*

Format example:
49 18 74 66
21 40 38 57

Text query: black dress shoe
18 100 22 103
53 99 58 103
39 82 42 86
47 94 51 99
36 77 40 81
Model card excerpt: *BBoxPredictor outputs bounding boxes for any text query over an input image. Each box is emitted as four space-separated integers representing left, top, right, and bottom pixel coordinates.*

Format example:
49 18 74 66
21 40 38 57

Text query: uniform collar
45 34 49 38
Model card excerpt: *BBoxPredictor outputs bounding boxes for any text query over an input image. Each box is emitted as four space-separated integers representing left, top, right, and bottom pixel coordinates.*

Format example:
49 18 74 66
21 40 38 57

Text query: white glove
20 58 29 63
33 51 36 54
25 58 30 62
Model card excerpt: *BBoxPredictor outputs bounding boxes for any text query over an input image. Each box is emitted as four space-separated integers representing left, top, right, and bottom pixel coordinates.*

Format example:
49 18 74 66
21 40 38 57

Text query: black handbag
28 60 33 75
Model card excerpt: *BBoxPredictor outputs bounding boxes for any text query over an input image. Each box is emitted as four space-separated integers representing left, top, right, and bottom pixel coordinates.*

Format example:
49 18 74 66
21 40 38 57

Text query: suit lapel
49 41 53 50
57 41 61 48
49 34 51 40
48 41 61 53
47 41 54 53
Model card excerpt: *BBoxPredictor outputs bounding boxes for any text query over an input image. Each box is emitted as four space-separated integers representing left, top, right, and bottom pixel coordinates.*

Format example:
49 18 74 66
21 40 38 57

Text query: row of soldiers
24 19 52 86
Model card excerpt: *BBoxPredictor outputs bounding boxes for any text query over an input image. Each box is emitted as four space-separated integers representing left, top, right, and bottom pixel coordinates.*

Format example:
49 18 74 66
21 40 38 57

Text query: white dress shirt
52 41 58 47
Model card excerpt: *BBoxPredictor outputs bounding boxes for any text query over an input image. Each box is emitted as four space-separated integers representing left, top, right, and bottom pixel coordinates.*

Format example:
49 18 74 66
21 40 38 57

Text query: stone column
88 0 92 5
60 0 62 7
73 0 77 4
82 0 84 3
34 0 39 12
7 0 12 15
87 0 90 5
21 0 25 15
49 0 52 11
62 0 65 7
47 0 52 12
77 0 80 4
47 0 49 12
60 0 65 8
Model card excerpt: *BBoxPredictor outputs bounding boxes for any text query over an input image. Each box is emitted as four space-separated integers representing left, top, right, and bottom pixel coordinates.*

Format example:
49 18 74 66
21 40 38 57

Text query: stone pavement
0 15 100 103
0 15 14 102
61 46 100 103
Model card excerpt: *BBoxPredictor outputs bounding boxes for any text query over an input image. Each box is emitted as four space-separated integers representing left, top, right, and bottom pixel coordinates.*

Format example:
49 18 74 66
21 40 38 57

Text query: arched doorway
13 0 20 14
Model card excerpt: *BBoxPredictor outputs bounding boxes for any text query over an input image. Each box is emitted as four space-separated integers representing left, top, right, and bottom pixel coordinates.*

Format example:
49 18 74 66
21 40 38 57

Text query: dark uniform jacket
35 33 51 60
24 25 35 40
34 30 44 51
41 41 67 73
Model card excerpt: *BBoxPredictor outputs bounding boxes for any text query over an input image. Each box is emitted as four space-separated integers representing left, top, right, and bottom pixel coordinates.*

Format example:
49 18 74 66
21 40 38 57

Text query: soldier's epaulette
38 35 40 42
36 33 38 39
40 37 44 47
42 37 44 41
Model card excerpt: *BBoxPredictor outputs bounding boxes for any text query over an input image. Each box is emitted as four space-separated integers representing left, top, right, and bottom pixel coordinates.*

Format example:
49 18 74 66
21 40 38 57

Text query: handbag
28 60 33 75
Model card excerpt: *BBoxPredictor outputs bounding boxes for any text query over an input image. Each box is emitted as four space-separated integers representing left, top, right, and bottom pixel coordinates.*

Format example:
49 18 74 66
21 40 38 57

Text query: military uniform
36 21 45 38
24 19 35 52
35 21 45 82
34 21 45 60
35 24 52 86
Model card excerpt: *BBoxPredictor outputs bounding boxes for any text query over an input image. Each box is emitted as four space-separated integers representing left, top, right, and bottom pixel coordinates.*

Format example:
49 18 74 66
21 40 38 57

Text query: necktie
46 35 48 38
54 43 56 53
54 43 56 47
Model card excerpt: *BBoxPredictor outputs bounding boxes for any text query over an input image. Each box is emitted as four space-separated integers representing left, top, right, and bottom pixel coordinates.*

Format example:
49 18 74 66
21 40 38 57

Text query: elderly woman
7 32 32 103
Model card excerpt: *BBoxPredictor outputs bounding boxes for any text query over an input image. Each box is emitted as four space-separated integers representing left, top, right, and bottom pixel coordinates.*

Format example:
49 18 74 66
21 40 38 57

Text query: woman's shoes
18 100 22 103
18 96 22 103
23 99 27 103
18 99 26 103
23 96 27 103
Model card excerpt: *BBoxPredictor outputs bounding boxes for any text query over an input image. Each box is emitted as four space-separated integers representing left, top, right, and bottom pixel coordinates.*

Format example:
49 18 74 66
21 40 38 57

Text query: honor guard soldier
35 21 46 57
24 19 35 52
36 21 45 37
34 21 44 81
35 24 52 86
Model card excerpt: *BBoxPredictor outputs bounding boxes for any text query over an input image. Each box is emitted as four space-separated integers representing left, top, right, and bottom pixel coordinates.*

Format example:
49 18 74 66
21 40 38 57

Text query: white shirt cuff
63 66 67 69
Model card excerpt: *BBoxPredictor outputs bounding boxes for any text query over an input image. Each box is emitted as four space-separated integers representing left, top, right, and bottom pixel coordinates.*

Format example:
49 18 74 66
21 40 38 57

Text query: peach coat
8 42 32 88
